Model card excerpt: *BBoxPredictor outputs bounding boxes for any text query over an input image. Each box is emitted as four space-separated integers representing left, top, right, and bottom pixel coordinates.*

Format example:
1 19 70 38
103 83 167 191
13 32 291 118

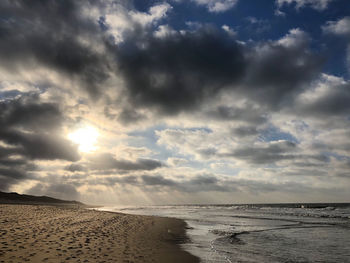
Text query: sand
0 204 199 263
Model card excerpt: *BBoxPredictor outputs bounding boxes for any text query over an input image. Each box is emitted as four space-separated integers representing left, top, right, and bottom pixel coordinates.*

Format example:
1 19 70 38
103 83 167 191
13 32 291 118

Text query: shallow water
98 204 350 262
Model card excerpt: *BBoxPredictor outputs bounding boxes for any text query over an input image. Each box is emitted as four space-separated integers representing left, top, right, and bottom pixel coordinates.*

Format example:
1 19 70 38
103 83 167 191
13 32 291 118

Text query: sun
68 126 99 153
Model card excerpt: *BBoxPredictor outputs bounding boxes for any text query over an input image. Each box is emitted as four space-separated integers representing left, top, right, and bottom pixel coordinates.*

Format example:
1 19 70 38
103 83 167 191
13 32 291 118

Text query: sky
0 0 350 205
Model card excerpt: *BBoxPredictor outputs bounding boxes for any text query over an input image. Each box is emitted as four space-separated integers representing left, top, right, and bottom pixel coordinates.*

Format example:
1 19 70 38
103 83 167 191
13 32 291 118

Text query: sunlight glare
68 126 99 153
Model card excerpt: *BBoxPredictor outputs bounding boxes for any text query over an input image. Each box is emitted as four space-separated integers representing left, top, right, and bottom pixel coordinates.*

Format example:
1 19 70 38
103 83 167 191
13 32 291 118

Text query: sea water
98 203 350 262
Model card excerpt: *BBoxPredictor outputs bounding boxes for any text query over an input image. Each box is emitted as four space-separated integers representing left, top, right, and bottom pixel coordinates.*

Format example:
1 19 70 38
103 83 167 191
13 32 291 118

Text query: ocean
97 203 350 262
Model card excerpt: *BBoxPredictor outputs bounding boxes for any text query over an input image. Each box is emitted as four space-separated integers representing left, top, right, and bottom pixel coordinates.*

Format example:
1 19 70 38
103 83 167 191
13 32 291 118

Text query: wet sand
0 204 199 263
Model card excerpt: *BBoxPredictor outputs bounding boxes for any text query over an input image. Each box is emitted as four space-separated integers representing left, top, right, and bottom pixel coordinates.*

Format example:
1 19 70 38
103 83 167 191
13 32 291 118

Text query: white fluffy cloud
222 24 237 37
322 17 350 73
277 28 309 48
154 24 177 38
322 17 350 36
192 0 238 13
277 0 334 11
102 2 172 43
130 3 172 26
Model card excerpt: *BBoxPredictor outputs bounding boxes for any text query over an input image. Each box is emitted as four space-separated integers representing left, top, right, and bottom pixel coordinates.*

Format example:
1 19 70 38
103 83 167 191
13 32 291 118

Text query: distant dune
0 191 83 205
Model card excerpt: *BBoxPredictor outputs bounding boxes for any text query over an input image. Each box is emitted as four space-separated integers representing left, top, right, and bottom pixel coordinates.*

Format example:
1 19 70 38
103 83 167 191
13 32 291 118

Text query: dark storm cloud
104 105 147 126
0 0 109 98
0 156 30 167
117 108 146 125
0 167 28 181
297 82 350 117
0 96 79 161
243 41 322 107
0 136 37 191
183 174 230 192
232 126 259 137
65 163 86 172
5 130 81 161
0 96 80 190
0 161 35 191
220 141 329 165
0 1 324 115
87 153 163 171
115 26 323 115
207 105 266 124
0 95 62 130
116 27 246 114
141 175 177 186
220 141 297 164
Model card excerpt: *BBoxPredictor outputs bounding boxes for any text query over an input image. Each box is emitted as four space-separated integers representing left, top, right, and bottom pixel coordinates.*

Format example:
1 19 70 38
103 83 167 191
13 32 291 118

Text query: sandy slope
0 204 199 263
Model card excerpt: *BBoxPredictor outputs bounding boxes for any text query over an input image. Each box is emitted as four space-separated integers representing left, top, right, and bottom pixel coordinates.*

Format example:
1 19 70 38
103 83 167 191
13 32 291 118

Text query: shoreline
0 204 200 263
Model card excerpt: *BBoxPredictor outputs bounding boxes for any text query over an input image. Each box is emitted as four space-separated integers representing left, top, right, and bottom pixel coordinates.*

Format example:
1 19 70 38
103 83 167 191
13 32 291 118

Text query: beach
0 204 199 263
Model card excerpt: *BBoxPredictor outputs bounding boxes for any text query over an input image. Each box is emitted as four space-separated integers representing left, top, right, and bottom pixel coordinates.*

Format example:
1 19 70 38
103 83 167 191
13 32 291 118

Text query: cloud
0 95 80 190
156 128 214 157
221 25 237 37
117 108 146 125
276 0 334 11
97 172 334 196
220 140 298 164
87 153 163 172
183 174 229 192
0 95 62 131
0 130 80 161
154 24 178 38
206 104 266 124
322 17 350 74
116 27 321 115
243 29 322 107
192 0 238 13
167 157 189 166
0 1 322 117
294 74 350 117
322 17 350 36
0 0 110 98
129 3 172 26
1 0 349 203
101 2 172 44
116 26 246 114
244 17 271 34
0 96 79 161
232 126 260 137
0 167 31 191
277 28 309 48
114 174 230 192
65 163 86 172
141 175 177 186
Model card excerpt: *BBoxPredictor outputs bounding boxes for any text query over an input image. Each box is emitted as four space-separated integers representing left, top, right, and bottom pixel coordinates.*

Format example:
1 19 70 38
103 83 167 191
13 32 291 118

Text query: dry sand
0 204 199 263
